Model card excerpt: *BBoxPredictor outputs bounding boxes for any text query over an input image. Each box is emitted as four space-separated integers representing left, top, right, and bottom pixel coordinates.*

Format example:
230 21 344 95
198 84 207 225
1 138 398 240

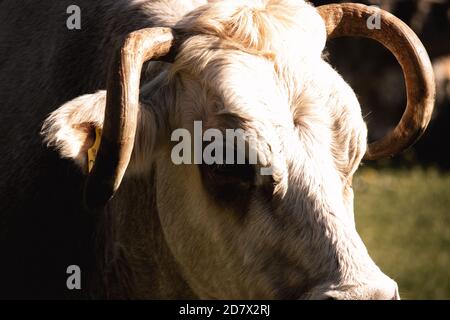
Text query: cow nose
379 280 401 300
307 278 400 300
391 287 401 300
366 280 400 300
359 279 400 300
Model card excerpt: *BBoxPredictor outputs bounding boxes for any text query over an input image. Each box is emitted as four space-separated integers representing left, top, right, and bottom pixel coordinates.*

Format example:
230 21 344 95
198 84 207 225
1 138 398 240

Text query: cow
0 0 435 299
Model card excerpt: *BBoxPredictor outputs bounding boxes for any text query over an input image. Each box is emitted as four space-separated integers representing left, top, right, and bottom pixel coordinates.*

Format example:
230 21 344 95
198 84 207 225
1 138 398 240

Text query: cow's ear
41 91 106 173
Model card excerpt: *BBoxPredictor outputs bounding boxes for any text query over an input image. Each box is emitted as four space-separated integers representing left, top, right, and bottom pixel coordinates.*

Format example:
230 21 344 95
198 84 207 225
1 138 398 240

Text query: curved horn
317 3 435 160
84 27 175 209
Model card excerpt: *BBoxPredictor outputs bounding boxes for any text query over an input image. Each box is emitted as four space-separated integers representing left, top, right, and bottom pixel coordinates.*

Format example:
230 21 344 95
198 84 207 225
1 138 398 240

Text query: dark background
313 0 450 169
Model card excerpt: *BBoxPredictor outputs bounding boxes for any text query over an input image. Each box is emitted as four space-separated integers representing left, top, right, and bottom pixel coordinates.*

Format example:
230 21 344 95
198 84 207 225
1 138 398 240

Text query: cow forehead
170 48 298 131
173 0 326 61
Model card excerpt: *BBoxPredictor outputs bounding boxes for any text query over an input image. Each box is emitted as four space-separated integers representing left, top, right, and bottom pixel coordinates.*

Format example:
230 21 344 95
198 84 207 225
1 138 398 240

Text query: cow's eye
207 162 255 182
199 162 256 211
200 162 256 189
200 139 256 185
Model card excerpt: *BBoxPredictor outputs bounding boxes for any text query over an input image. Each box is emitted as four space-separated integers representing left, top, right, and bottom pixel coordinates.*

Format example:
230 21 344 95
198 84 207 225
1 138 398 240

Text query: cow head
41 1 434 299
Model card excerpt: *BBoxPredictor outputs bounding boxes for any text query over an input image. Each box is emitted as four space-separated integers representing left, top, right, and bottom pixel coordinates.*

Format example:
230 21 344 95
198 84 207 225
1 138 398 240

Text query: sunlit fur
42 0 398 299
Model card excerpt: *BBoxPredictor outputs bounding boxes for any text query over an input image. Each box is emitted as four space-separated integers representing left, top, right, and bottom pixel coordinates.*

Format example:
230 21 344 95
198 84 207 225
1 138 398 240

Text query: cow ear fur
41 91 107 173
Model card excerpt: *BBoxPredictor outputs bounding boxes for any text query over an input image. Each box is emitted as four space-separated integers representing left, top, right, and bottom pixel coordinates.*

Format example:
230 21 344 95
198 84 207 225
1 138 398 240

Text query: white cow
1 0 434 299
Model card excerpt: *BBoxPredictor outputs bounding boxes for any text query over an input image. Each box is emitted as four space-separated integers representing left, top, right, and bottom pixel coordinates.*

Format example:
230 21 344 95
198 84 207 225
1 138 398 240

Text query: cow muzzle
306 276 400 300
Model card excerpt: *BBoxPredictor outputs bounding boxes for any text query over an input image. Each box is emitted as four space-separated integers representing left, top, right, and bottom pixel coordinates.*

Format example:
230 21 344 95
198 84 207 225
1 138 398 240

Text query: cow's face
142 47 398 301
142 0 399 299
146 56 396 299
42 0 399 299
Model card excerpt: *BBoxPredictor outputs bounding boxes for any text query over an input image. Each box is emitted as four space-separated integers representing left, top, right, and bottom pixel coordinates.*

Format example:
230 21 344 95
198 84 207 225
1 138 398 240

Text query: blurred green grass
354 167 450 300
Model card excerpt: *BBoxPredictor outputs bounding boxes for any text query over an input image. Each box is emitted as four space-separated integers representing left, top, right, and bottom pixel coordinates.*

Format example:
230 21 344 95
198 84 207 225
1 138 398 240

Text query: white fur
41 91 107 172
41 0 398 300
